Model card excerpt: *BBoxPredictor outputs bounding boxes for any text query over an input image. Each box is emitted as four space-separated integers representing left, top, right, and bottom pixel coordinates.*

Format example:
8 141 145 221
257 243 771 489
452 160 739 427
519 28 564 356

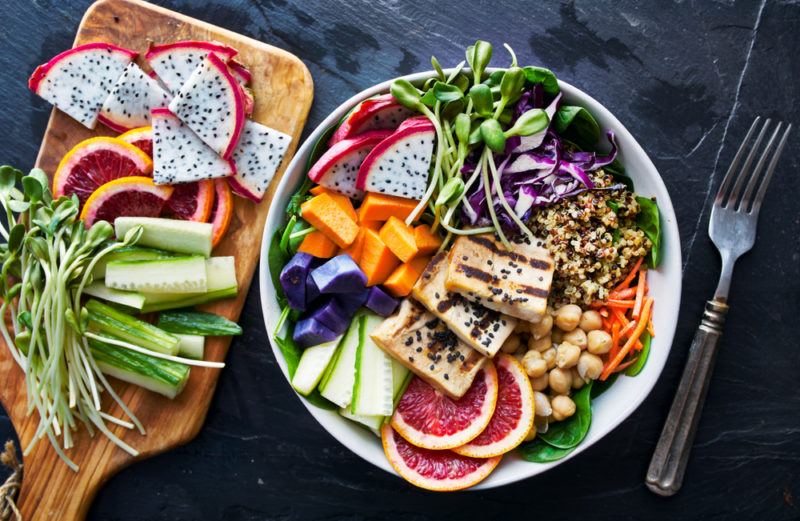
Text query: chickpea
551 395 576 421
522 350 548 378
530 373 549 391
527 334 552 353
549 367 572 394
551 328 564 344
562 328 587 350
554 304 582 332
578 352 604 380
571 368 586 389
579 310 603 332
500 334 521 354
556 341 581 369
541 347 557 370
513 320 530 335
533 391 552 417
587 330 613 355
530 314 553 340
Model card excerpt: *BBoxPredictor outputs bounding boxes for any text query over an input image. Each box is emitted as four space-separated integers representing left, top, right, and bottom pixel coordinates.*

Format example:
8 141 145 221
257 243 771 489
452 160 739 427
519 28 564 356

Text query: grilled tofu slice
445 234 554 323
370 299 487 399
412 253 517 357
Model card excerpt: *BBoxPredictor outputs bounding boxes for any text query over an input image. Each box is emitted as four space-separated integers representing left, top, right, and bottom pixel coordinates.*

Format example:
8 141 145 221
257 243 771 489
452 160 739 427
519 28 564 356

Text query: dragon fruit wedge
355 116 435 200
329 93 416 146
98 63 171 132
308 129 393 200
168 53 246 160
28 42 137 129
151 108 235 185
228 60 252 85
228 119 291 202
145 40 238 94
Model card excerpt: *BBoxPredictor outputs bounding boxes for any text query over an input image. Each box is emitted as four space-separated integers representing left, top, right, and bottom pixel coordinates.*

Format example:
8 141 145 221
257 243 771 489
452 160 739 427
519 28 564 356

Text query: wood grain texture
0 0 313 519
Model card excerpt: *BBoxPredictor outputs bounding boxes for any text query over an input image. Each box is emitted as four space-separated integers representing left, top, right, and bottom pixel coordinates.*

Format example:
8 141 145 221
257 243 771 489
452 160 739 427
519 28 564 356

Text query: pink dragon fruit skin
151 108 235 185
328 93 416 146
98 62 172 133
355 116 435 200
307 129 394 200
167 53 246 160
145 40 238 94
28 42 137 129
228 119 291 202
228 60 252 85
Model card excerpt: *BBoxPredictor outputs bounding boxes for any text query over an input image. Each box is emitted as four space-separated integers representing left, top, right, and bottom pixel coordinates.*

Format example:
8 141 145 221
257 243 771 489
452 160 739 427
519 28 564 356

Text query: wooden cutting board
0 0 313 518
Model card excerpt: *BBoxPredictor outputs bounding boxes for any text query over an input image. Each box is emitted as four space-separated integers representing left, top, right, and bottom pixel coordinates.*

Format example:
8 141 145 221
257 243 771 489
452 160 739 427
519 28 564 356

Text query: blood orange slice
118 126 153 157
391 361 498 450
209 178 233 247
381 424 501 491
162 180 214 222
80 176 173 227
54 137 153 205
453 354 534 458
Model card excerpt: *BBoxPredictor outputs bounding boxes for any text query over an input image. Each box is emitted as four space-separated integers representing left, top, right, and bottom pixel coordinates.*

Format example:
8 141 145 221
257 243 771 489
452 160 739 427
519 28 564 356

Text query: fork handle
646 299 728 496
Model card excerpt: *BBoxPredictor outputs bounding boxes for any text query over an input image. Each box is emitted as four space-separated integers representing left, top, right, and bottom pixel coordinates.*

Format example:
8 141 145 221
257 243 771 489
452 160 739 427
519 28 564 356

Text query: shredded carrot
613 257 644 291
590 300 606 309
601 297 653 380
619 320 636 339
611 307 629 328
607 299 636 309
647 318 655 337
632 269 647 319
609 287 637 299
614 358 638 372
609 322 621 360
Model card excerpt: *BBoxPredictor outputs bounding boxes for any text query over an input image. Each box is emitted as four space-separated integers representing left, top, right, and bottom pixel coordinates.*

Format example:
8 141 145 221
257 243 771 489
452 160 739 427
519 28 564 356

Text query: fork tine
715 117 761 205
750 123 792 214
726 118 770 207
738 122 782 212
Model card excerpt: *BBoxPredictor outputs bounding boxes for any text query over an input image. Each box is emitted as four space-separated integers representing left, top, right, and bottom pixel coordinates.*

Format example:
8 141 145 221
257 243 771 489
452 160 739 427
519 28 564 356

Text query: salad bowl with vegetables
261 41 681 490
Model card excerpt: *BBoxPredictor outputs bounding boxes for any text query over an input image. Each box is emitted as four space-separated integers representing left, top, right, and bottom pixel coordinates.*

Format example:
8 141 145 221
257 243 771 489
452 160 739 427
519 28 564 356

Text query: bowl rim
259 68 682 489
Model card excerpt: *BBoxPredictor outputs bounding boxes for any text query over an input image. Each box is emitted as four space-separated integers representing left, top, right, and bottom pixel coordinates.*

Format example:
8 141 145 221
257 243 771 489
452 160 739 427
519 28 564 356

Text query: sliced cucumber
291 337 342 396
175 334 205 360
139 257 238 313
351 313 394 416
105 256 207 294
91 246 177 280
156 310 242 336
339 359 411 434
83 282 146 310
89 338 190 399
319 316 360 408
85 299 180 355
115 217 213 257
339 407 382 435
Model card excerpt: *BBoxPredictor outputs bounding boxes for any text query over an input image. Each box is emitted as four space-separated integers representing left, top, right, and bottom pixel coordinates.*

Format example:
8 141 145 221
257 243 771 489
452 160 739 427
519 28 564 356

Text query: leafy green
273 322 337 410
636 196 661 268
269 229 290 308
520 437 576 463
432 81 463 103
156 310 242 336
625 331 652 376
522 66 560 96
554 105 600 150
539 381 593 449
590 373 619 399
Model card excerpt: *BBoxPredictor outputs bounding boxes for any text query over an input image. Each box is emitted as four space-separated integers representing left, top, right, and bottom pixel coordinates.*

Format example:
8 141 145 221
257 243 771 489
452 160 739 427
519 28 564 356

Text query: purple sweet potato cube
365 286 399 317
309 298 350 335
306 273 321 304
310 254 367 294
292 317 338 348
336 288 369 315
279 252 315 311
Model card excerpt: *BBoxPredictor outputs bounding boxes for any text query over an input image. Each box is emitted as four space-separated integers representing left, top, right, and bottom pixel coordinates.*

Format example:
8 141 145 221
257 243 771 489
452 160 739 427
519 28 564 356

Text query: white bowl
259 69 682 489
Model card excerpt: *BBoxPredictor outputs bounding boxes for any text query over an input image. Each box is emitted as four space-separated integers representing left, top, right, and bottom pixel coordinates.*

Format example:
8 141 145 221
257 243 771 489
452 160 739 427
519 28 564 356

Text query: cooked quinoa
527 171 652 305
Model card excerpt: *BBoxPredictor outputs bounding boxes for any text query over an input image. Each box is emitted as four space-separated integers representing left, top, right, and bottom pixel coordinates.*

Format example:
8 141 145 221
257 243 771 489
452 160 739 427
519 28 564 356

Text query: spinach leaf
554 105 600 151
636 196 661 268
625 331 652 376
539 381 593 449
520 437 575 463
590 373 618 399
286 177 313 217
273 323 337 410
268 229 289 308
307 125 337 172
522 66 560 96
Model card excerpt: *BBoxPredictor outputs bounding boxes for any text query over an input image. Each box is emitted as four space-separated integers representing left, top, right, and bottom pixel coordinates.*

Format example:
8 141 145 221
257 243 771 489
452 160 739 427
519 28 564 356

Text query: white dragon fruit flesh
356 116 435 200
145 40 238 94
228 119 291 202
307 129 392 200
329 93 416 145
168 53 246 159
98 62 171 132
151 108 234 185
28 42 137 129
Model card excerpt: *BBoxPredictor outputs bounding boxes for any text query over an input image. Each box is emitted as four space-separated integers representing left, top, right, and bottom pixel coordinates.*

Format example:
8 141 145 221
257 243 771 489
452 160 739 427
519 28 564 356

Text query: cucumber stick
115 217 213 257
156 310 242 336
140 257 238 313
175 334 205 359
89 338 190 399
318 316 360 408
85 299 180 355
351 313 394 416
83 282 145 310
105 256 207 294
291 337 342 396
91 245 177 279
339 359 411 434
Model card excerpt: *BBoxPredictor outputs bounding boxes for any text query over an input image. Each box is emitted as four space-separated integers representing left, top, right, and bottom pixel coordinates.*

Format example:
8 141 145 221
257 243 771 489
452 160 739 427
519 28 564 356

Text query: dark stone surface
1 0 799 519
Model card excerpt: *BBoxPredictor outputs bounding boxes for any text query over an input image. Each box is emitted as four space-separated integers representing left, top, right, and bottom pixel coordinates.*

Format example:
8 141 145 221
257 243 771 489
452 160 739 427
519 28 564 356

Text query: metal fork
645 117 792 496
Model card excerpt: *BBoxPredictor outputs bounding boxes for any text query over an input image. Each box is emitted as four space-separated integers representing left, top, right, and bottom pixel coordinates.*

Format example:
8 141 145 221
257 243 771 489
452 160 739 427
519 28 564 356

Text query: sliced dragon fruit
98 63 171 132
145 40 238 94
228 119 291 202
307 129 393 200
28 42 137 129
228 60 252 85
355 116 435 200
151 108 235 184
168 53 246 160
329 94 416 145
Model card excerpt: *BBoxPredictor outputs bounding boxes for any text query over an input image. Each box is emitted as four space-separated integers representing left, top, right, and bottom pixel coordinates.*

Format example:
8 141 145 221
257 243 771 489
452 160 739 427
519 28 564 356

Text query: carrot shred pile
597 259 655 380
